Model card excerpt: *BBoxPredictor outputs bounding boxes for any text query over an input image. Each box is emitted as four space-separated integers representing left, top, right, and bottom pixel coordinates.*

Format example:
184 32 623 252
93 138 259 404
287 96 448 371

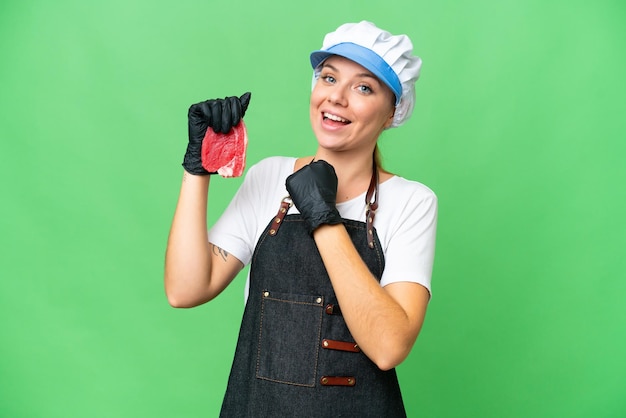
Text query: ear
383 108 395 129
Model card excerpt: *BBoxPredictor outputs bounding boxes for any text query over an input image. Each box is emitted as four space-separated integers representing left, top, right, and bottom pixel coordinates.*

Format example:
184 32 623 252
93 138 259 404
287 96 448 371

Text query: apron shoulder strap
365 159 379 249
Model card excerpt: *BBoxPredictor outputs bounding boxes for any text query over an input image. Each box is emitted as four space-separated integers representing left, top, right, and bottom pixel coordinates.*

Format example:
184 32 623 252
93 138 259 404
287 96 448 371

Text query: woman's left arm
285 161 434 370
313 224 430 371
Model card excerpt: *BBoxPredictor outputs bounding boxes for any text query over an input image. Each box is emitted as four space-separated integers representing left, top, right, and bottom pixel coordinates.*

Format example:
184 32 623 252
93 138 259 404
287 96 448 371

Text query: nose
327 85 348 106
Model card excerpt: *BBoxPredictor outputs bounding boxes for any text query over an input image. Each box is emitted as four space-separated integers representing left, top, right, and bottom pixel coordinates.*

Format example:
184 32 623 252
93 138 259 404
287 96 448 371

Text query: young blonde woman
165 21 438 417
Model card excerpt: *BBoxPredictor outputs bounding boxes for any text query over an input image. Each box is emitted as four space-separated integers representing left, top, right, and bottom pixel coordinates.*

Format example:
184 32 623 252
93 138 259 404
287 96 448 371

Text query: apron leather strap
268 197 292 237
320 376 356 386
365 159 379 249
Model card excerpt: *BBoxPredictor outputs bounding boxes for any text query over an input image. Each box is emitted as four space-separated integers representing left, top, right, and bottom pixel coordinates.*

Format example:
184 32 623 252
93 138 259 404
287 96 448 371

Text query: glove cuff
306 207 343 235
182 143 211 176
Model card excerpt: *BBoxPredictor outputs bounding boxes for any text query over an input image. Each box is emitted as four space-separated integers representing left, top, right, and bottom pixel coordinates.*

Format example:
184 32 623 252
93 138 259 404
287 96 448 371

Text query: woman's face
309 55 396 156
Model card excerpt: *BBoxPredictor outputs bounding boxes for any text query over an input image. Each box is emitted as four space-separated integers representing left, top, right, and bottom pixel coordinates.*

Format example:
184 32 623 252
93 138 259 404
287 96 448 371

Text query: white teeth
323 112 348 123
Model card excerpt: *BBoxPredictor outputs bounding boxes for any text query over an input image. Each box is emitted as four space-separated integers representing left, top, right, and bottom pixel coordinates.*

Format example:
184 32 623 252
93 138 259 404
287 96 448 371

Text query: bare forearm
164 171 213 307
313 224 425 370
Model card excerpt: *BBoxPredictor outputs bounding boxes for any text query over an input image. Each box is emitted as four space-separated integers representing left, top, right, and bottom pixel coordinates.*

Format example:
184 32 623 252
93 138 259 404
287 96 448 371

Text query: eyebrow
321 63 381 83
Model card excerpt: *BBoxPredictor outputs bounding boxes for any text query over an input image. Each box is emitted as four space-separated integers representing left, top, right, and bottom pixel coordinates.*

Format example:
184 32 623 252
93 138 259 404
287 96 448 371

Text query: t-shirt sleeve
380 188 438 296
207 164 262 266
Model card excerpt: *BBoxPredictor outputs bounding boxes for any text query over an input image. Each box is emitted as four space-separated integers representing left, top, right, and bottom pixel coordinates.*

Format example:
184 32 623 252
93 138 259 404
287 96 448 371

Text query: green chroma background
1 0 624 416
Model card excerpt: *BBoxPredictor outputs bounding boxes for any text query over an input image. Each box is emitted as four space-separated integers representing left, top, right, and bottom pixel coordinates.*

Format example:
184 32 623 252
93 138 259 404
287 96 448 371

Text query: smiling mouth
323 112 351 124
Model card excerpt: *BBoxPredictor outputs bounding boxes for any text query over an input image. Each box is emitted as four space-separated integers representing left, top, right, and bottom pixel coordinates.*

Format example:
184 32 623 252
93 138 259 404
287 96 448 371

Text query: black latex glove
182 92 251 175
285 160 344 234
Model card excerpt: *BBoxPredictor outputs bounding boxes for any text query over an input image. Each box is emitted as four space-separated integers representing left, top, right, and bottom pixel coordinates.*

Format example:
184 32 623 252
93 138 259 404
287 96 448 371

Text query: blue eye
323 75 336 84
358 85 373 94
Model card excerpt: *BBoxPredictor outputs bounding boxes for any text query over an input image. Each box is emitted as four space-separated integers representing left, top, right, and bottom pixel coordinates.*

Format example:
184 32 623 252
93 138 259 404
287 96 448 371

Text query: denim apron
220 171 407 417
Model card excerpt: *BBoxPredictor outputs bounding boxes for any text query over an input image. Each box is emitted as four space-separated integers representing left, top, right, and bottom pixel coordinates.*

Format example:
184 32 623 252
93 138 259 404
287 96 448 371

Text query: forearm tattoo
212 244 230 262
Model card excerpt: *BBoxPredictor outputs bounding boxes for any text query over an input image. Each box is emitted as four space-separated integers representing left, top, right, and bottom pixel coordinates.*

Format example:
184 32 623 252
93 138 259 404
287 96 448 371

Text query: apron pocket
256 290 324 387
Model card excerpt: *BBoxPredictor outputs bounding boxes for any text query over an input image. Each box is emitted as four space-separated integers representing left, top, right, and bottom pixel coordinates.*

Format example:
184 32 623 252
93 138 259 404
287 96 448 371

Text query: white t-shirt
208 156 438 296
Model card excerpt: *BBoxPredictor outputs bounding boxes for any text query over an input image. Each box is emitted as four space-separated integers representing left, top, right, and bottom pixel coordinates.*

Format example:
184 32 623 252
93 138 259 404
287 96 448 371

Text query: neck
312 150 376 203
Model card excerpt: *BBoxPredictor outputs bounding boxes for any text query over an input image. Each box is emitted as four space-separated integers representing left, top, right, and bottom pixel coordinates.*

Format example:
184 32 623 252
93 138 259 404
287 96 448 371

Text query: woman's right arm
164 93 251 308
164 171 244 308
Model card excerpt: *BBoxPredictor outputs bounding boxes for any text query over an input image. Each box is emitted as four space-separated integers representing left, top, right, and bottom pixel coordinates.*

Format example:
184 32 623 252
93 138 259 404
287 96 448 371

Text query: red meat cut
201 120 248 178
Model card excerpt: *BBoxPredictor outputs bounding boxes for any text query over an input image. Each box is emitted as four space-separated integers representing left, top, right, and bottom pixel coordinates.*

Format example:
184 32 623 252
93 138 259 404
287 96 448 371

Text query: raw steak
201 120 248 178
